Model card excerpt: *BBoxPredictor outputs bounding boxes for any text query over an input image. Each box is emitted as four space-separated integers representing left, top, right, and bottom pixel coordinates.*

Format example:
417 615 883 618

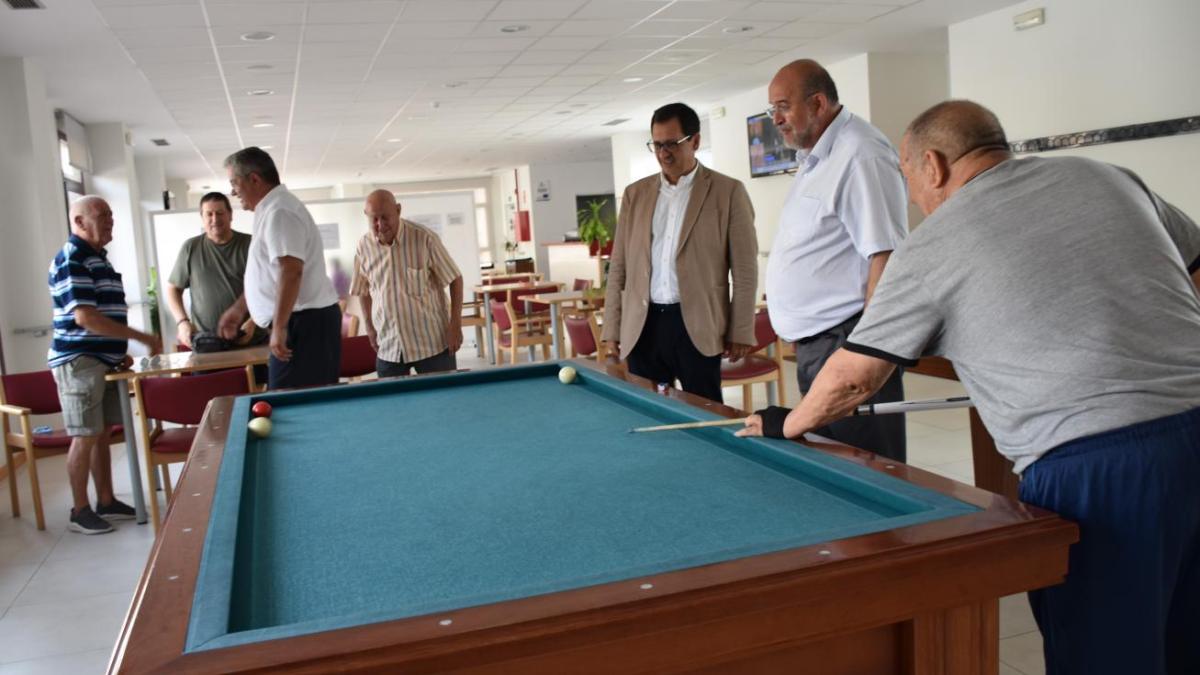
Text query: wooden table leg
969 409 1019 500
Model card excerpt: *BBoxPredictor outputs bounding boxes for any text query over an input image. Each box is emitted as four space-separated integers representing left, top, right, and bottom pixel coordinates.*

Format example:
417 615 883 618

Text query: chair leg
26 451 46 531
161 464 174 499
147 457 162 533
5 446 20 518
541 343 549 360
742 384 754 412
776 374 787 407
474 326 484 357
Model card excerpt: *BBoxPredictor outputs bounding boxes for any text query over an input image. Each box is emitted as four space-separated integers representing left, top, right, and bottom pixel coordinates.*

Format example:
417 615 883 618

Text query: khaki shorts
51 356 123 437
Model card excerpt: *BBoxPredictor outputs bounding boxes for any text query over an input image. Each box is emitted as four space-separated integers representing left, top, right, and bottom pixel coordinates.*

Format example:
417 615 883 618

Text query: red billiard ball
251 401 272 418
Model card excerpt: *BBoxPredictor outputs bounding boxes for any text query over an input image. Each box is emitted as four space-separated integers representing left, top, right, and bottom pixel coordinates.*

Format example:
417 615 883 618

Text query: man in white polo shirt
762 59 909 461
217 147 341 389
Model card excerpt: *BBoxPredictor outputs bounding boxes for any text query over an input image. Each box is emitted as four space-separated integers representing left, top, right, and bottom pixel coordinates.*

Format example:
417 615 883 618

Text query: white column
87 122 153 345
0 58 68 374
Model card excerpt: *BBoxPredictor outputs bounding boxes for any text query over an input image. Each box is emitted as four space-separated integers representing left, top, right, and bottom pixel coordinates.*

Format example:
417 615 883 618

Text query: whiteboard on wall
149 190 481 347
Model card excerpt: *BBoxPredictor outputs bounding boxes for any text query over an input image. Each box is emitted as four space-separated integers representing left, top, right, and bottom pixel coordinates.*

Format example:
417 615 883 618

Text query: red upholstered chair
563 312 609 362
134 367 251 530
490 298 552 365
572 278 593 292
339 335 377 381
720 309 787 412
1 370 125 530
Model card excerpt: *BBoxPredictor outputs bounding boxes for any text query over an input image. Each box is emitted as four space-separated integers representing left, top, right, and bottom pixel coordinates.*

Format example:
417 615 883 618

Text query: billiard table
109 361 1076 674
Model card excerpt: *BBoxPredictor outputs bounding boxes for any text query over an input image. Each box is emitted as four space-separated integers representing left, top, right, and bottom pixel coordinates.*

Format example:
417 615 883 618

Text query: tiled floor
0 348 1045 673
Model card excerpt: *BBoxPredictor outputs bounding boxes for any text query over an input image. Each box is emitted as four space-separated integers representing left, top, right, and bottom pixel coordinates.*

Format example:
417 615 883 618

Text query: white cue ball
248 417 273 439
558 366 578 384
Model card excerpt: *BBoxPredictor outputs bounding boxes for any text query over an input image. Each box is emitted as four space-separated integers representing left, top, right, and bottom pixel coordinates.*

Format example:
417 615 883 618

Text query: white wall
528 160 614 274
0 58 67 373
949 0 1200 216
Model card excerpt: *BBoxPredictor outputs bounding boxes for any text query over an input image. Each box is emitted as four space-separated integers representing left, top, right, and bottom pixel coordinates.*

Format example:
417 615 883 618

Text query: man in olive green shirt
166 192 263 348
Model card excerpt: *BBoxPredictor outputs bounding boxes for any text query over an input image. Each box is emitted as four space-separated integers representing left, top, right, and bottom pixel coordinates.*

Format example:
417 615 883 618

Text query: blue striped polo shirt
47 235 128 368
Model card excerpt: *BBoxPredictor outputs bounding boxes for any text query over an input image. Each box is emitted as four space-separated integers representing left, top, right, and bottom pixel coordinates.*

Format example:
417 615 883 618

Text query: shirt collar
257 183 287 210
68 234 105 258
797 106 850 167
660 161 700 190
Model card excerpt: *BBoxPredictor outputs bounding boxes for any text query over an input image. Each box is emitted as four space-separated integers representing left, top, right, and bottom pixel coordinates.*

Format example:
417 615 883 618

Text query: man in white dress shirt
217 147 341 389
602 103 759 402
762 59 909 460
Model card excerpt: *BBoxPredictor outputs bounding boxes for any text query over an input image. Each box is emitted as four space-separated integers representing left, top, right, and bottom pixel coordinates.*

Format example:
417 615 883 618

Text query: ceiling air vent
151 138 170 147
602 118 631 127
3 0 45 9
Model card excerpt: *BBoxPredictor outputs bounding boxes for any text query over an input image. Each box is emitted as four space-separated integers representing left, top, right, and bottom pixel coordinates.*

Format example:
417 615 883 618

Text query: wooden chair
134 368 251 531
720 309 787 412
341 311 360 338
461 298 486 357
339 335 377 381
563 312 608 362
489 298 552 364
0 370 125 530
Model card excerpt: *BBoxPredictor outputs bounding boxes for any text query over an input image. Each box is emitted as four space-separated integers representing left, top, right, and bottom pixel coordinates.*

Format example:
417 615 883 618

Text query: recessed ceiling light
246 63 274 71
252 122 274 128
443 81 467 89
240 31 276 42
201 185 210 190
246 89 274 96
722 25 756 34
622 77 644 83
499 24 529 33
386 138 403 143
260 145 274 150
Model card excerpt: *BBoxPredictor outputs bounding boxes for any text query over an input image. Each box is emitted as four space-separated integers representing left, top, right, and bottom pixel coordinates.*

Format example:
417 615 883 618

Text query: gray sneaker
69 506 115 535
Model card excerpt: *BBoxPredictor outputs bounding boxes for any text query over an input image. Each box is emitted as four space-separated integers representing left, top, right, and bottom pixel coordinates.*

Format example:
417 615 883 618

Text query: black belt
648 302 681 313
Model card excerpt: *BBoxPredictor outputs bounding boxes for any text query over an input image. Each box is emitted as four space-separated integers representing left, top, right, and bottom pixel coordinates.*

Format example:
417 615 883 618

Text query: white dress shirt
649 162 699 304
244 184 339 327
765 108 908 340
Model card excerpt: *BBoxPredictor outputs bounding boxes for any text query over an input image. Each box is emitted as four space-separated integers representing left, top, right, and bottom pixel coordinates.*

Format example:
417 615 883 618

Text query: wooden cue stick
629 417 748 433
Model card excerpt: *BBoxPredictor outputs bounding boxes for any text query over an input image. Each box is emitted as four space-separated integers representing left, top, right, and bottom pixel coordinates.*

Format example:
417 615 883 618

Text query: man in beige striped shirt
351 190 463 377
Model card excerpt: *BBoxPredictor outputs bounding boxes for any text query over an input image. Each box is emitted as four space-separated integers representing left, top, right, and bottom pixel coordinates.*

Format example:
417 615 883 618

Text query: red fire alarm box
515 210 531 242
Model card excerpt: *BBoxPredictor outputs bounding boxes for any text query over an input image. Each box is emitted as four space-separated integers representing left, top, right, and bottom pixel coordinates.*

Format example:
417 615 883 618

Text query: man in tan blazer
602 102 759 403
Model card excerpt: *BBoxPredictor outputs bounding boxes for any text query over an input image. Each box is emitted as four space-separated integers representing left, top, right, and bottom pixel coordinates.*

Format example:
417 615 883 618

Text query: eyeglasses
646 134 694 154
765 102 790 118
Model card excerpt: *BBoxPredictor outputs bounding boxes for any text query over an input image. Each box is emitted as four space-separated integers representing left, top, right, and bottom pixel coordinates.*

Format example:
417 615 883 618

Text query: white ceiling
0 0 1019 189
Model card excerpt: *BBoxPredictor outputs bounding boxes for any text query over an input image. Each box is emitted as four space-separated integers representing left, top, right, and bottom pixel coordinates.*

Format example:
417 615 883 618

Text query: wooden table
104 346 270 524
523 290 590 359
472 281 562 364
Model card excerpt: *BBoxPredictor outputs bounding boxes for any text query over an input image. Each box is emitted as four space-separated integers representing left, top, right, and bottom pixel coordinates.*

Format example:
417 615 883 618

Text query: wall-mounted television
747 112 797 178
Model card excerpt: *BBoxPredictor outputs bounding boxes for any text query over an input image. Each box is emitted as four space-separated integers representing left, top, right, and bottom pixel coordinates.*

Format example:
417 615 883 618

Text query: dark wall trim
1009 115 1200 154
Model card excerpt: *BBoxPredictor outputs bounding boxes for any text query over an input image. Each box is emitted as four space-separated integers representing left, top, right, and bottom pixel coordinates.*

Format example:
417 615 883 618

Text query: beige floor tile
0 648 109 675
13 554 144 607
1000 593 1039 639
0 591 131 664
0 564 38 609
999 662 1027 675
999 630 1046 675
0 529 59 568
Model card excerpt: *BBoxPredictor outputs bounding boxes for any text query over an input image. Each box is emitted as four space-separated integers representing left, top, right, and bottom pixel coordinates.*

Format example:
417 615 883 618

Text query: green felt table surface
187 363 976 652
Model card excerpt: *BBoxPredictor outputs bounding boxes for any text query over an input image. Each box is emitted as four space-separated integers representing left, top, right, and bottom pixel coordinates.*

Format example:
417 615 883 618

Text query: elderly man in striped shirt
351 190 463 377
48 196 161 534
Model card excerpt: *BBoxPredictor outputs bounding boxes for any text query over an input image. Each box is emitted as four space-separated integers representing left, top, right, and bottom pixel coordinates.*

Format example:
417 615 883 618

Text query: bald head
899 100 1013 217
767 59 842 151
905 100 1009 167
364 190 402 245
69 196 114 249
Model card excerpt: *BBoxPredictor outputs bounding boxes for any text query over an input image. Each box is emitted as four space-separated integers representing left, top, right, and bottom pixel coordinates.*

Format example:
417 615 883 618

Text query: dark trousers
793 312 906 462
268 303 342 390
377 349 457 378
1020 407 1200 675
626 303 722 403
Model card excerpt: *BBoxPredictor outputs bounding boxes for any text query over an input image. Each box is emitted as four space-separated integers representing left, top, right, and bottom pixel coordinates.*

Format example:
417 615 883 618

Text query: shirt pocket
403 268 427 297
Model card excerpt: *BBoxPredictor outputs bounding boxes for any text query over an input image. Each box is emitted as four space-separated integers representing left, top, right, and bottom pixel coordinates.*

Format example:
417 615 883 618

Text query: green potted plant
577 198 615 257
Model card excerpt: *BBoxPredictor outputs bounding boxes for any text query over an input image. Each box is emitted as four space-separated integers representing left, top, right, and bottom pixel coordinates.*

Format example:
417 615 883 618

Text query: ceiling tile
211 25 303 46
204 2 307 26
401 1 498 21
691 20 784 38
98 3 207 29
652 1 751 20
303 24 393 43
528 35 606 50
307 1 404 25
765 21 846 39
624 20 711 37
598 36 678 51
456 37 538 52
114 28 212 49
470 21 559 37
549 20 634 36
125 46 216 64
509 50 586 66
388 22 477 38
302 41 387 58
217 42 303 60
485 0 587 21
729 2 827 22
572 1 667 20
809 4 897 22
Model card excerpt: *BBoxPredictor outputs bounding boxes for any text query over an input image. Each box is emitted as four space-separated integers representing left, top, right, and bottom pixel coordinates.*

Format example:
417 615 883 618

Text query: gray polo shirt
846 156 1200 472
